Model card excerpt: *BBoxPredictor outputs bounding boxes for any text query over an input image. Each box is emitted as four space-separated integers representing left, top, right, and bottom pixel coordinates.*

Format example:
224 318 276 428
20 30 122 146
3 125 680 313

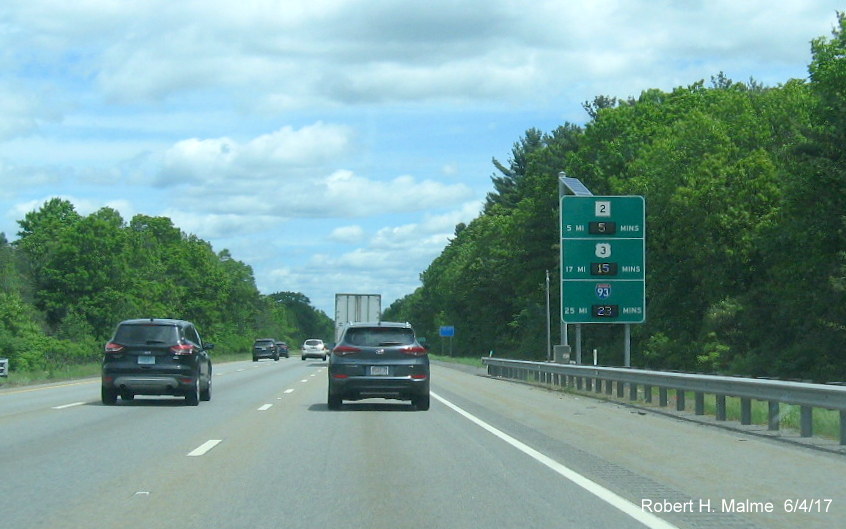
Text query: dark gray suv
101 318 214 406
252 338 279 361
328 321 429 410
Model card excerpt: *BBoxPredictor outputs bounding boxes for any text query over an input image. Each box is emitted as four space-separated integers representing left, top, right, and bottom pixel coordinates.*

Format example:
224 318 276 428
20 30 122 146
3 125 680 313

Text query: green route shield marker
561 195 645 324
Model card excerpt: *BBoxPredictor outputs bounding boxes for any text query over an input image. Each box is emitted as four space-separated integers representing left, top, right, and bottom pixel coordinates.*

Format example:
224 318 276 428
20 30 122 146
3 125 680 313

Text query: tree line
384 14 846 382
0 201 333 372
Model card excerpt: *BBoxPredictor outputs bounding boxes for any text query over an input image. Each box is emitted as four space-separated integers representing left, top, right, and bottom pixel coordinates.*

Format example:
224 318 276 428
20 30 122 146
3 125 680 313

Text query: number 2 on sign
595 201 611 217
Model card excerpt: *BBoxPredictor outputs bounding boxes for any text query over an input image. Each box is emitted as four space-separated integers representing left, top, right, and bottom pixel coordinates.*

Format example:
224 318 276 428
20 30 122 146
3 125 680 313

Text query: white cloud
329 225 365 243
0 82 64 140
159 122 355 184
322 170 474 215
162 210 280 240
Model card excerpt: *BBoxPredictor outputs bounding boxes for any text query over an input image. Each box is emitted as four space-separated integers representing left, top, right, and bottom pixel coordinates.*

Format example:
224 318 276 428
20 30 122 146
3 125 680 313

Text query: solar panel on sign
559 176 593 196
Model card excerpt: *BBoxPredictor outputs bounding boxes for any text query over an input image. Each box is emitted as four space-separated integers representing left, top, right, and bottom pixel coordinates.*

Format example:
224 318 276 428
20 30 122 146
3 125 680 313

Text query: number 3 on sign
595 243 611 258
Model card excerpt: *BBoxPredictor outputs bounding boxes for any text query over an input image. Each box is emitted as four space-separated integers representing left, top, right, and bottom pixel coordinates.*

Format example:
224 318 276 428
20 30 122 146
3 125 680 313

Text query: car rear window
344 327 414 347
305 340 322 346
113 324 179 345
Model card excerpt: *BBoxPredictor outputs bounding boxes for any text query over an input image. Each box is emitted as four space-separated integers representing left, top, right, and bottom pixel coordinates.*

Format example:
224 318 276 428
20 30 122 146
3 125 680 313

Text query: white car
301 339 327 361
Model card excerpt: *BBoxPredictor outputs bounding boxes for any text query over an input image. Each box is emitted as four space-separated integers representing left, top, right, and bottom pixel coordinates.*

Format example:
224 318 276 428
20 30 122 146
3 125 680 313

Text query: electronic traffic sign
561 195 645 323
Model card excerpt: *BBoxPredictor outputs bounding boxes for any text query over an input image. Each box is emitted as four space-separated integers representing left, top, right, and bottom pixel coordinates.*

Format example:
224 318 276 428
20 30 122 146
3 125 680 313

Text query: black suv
101 318 214 406
328 321 430 410
253 338 279 361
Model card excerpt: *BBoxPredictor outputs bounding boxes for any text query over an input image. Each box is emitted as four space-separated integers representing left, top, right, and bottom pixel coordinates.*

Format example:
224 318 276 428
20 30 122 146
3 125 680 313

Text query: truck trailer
334 293 381 342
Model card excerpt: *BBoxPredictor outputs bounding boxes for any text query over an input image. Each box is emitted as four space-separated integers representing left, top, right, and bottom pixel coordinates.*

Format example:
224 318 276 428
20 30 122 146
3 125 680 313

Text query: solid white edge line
430 392 680 529
187 439 222 457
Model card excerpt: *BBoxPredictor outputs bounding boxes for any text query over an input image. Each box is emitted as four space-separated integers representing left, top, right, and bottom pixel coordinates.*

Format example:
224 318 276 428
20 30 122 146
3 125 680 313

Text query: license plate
138 355 155 365
370 366 389 376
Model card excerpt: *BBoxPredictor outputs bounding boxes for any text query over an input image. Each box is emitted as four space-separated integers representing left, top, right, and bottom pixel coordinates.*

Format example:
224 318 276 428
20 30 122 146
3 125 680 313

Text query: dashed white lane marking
187 439 222 457
284 389 295 394
258 404 273 411
52 402 85 410
431 392 680 529
300 379 308 383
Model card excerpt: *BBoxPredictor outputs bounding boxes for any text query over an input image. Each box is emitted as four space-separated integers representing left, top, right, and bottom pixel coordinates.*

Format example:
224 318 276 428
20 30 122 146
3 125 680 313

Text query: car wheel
327 390 342 410
101 387 118 405
200 372 212 402
274 354 279 361
301 355 305 361
413 394 430 411
120 392 135 401
185 378 200 406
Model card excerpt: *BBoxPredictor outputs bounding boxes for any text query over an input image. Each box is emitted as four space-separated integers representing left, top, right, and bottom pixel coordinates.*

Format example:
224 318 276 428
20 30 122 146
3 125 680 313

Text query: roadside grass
1 362 101 387
429 353 484 369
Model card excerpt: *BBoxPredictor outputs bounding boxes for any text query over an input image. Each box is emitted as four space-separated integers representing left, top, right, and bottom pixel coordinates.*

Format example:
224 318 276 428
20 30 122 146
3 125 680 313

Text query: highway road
1 358 844 529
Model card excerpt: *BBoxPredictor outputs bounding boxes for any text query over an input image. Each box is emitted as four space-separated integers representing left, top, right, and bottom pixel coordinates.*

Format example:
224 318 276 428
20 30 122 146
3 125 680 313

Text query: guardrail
482 358 846 446
0 357 8 377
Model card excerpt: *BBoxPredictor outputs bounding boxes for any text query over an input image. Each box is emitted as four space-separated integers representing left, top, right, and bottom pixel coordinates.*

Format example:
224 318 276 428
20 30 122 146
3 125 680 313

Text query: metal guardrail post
801 407 813 437
695 393 705 415
741 398 752 425
841 411 846 446
716 395 727 421
768 401 780 431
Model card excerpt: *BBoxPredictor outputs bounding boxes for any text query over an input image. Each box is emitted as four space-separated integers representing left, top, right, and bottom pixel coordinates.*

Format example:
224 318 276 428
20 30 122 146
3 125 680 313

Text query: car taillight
333 345 361 356
104 342 125 354
401 346 427 356
170 344 195 355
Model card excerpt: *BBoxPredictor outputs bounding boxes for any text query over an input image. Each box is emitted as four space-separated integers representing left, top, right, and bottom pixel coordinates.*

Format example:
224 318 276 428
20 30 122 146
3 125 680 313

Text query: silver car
301 339 327 361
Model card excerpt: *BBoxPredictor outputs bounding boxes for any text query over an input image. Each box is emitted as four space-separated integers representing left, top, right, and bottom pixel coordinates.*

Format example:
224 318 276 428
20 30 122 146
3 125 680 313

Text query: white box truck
334 293 381 342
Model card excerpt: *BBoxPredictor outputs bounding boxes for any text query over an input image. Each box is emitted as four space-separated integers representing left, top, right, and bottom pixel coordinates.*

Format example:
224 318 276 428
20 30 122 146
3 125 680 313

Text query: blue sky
0 0 842 316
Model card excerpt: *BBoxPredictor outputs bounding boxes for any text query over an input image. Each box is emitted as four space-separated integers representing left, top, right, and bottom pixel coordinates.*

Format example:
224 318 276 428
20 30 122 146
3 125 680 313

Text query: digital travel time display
592 305 619 318
588 221 616 234
590 262 618 276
